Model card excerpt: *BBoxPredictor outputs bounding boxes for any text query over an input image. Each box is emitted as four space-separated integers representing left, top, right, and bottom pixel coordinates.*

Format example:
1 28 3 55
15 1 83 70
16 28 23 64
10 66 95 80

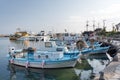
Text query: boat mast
86 21 89 31
93 20 95 31
103 20 106 29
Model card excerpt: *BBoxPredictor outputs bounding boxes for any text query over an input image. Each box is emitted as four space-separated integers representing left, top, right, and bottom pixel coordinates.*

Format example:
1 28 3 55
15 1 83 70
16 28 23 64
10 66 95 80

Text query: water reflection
87 54 109 75
8 63 80 80
7 56 109 80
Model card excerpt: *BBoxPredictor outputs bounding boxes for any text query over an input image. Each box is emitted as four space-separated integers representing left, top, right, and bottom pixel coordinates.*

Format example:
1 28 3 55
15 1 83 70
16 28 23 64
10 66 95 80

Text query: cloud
90 4 120 20
63 4 120 32
67 4 120 23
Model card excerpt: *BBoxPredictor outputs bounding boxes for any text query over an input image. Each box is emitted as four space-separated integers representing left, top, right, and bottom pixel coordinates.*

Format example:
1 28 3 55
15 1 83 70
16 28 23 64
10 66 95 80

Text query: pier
103 53 120 80
94 52 120 80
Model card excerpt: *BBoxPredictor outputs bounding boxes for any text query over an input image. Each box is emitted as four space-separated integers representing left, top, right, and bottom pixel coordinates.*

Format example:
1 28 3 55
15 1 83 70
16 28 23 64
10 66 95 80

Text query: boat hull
9 57 78 68
81 46 109 54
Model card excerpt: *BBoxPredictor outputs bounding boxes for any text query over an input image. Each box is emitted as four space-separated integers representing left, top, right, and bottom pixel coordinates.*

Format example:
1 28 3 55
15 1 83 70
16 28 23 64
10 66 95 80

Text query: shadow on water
88 53 109 60
75 53 109 80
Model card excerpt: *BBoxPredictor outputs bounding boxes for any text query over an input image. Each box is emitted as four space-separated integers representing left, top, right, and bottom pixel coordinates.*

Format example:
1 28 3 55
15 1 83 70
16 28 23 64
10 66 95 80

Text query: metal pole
93 20 95 31
103 20 106 29
86 21 89 31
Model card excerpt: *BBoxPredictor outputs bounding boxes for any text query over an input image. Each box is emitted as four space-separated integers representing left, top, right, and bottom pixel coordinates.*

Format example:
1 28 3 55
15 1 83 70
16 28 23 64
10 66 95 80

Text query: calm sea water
0 37 109 80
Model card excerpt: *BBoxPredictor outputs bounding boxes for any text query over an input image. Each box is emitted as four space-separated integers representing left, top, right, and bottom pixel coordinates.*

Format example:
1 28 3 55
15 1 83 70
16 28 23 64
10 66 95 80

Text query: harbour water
0 37 110 80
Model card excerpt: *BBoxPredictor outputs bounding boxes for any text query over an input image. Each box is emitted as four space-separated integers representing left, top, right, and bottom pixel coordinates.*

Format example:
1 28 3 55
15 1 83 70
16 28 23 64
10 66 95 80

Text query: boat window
70 33 75 36
56 48 63 51
38 55 41 58
46 55 48 58
64 33 69 36
45 42 52 47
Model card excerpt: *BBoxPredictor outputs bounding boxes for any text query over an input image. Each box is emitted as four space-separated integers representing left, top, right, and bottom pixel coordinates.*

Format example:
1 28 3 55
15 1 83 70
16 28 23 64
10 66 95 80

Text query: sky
0 0 120 34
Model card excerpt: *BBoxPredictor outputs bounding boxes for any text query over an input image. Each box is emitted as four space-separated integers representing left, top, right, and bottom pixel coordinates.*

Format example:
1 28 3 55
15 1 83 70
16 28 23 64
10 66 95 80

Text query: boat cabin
33 41 67 60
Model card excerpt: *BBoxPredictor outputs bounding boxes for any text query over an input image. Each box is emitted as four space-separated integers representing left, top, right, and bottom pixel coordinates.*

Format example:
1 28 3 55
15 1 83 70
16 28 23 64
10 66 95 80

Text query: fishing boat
9 30 50 41
8 41 80 68
9 31 30 40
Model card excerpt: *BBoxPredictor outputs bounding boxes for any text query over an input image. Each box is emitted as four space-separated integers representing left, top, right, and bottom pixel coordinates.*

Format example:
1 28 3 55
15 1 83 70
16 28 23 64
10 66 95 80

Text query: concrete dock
94 53 120 80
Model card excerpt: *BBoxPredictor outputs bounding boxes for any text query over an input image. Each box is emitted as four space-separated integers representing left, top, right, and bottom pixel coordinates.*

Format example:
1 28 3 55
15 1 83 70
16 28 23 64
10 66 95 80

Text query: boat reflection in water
8 63 79 80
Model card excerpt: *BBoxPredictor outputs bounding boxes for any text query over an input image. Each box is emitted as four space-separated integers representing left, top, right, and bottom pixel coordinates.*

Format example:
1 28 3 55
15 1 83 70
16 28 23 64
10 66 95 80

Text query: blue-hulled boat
81 46 110 54
86 41 102 47
8 41 81 68
76 40 110 55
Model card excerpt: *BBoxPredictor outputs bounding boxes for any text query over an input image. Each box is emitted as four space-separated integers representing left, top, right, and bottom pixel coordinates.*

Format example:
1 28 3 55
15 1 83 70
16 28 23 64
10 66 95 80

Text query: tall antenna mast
103 20 106 29
93 20 95 31
86 21 89 31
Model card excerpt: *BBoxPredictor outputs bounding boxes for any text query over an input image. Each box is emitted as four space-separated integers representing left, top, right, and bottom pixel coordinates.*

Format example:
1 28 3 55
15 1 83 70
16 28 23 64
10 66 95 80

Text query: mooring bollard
99 71 105 80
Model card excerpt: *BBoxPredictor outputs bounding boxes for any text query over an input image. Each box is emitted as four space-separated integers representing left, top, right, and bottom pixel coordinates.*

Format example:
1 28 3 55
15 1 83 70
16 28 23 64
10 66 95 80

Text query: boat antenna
103 20 106 29
93 20 95 31
86 21 89 31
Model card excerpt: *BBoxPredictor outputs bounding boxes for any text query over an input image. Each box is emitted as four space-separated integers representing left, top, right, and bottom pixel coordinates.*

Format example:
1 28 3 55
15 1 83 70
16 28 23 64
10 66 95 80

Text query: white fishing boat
8 41 80 68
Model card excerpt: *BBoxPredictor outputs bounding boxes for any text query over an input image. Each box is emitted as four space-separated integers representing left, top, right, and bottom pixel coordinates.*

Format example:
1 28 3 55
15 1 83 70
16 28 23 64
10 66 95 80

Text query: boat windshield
45 42 52 47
